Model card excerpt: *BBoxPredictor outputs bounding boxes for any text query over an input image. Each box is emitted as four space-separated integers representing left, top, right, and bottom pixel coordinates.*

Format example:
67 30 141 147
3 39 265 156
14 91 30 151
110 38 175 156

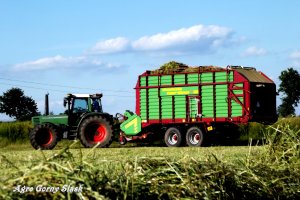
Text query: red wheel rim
36 128 53 147
43 130 53 146
93 125 106 142
168 132 179 145
188 130 201 145
172 134 178 141
85 123 107 143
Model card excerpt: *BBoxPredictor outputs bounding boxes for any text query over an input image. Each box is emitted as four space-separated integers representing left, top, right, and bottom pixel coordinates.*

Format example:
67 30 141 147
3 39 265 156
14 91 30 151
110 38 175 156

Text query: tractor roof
66 93 103 98
70 94 90 97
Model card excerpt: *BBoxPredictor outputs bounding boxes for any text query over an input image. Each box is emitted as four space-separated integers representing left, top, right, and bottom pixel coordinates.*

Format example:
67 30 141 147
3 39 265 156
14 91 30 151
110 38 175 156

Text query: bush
238 122 266 141
0 121 32 143
273 116 300 131
238 116 300 142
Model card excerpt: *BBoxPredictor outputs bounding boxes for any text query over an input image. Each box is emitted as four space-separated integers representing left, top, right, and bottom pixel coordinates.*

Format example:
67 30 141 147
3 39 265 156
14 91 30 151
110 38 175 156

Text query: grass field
0 143 265 200
0 118 299 199
0 143 258 172
0 139 299 199
0 140 259 179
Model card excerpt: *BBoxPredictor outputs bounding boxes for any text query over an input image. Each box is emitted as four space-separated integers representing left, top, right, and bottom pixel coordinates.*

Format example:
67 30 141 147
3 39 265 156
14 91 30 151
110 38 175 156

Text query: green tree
0 88 39 121
278 68 300 117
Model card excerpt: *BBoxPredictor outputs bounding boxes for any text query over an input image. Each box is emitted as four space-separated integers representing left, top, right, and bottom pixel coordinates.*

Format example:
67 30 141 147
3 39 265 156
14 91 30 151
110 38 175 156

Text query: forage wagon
30 63 278 149
119 64 278 147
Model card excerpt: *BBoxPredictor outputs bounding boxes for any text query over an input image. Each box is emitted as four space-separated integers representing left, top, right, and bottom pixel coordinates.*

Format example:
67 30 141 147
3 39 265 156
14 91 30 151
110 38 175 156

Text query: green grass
238 116 300 141
0 144 263 199
0 118 299 199
274 116 300 131
0 121 32 147
0 144 255 165
1 124 299 200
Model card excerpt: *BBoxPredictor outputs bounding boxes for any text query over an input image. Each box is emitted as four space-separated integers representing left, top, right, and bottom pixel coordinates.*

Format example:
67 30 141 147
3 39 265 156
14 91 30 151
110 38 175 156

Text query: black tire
186 127 204 147
164 127 183 147
29 124 58 150
79 115 113 148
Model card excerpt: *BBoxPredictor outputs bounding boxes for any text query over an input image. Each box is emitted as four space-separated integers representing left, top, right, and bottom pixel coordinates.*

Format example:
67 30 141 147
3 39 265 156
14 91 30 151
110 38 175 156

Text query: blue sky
1 0 300 120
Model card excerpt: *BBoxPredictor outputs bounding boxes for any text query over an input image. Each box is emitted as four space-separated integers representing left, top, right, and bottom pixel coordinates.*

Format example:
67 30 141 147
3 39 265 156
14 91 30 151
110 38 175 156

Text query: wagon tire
79 116 113 148
164 127 183 147
186 127 203 147
29 124 58 150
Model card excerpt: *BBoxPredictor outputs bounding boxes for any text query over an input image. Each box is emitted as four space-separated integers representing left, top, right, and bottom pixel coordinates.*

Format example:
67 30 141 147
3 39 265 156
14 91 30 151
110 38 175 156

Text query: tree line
0 88 40 121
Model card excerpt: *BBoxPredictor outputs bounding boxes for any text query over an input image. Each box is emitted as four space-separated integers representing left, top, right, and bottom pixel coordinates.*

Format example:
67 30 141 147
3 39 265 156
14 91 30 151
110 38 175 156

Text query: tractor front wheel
79 116 113 148
29 124 58 150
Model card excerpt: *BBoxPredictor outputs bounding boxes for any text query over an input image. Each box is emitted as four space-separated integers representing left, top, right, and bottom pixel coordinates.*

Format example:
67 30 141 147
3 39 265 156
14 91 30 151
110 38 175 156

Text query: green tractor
29 93 115 150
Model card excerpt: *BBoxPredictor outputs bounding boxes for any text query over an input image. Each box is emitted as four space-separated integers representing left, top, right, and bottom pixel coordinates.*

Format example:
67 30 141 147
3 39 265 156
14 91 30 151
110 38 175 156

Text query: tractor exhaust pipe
45 93 49 115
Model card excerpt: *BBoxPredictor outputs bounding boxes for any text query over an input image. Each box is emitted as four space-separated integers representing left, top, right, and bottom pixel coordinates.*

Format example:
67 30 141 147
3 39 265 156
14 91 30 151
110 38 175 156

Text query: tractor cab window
72 98 88 113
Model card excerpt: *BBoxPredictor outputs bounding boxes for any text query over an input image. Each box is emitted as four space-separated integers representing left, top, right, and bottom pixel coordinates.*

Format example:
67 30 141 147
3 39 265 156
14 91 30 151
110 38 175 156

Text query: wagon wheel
186 127 204 147
164 127 183 147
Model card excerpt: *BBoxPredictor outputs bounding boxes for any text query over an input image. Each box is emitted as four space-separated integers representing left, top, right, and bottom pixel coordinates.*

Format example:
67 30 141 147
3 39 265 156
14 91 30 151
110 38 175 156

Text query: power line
0 82 68 93
0 82 134 98
0 76 132 93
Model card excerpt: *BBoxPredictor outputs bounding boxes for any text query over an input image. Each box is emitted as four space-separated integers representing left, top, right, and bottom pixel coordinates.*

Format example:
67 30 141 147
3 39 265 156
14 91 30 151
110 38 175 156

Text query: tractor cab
63 93 103 126
64 93 103 112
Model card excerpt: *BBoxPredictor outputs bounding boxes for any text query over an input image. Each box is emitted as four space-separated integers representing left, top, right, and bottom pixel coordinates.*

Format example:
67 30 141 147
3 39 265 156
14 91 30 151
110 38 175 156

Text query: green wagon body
120 66 278 137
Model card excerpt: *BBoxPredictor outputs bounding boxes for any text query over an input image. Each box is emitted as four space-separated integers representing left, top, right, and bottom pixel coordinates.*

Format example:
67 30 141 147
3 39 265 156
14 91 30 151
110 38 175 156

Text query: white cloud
87 24 236 55
241 46 267 57
87 37 130 54
132 24 233 52
13 55 122 71
12 24 241 71
290 51 300 59
290 50 300 67
14 55 83 70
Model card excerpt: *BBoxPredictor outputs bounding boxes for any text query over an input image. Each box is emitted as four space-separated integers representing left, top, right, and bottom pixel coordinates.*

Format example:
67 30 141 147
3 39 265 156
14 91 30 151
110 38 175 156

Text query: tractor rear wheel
79 116 113 148
186 127 204 147
164 127 183 147
29 124 58 150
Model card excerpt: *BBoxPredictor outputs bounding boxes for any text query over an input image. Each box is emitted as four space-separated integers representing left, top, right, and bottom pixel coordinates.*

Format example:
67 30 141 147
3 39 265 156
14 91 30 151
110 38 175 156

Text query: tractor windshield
73 98 88 113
